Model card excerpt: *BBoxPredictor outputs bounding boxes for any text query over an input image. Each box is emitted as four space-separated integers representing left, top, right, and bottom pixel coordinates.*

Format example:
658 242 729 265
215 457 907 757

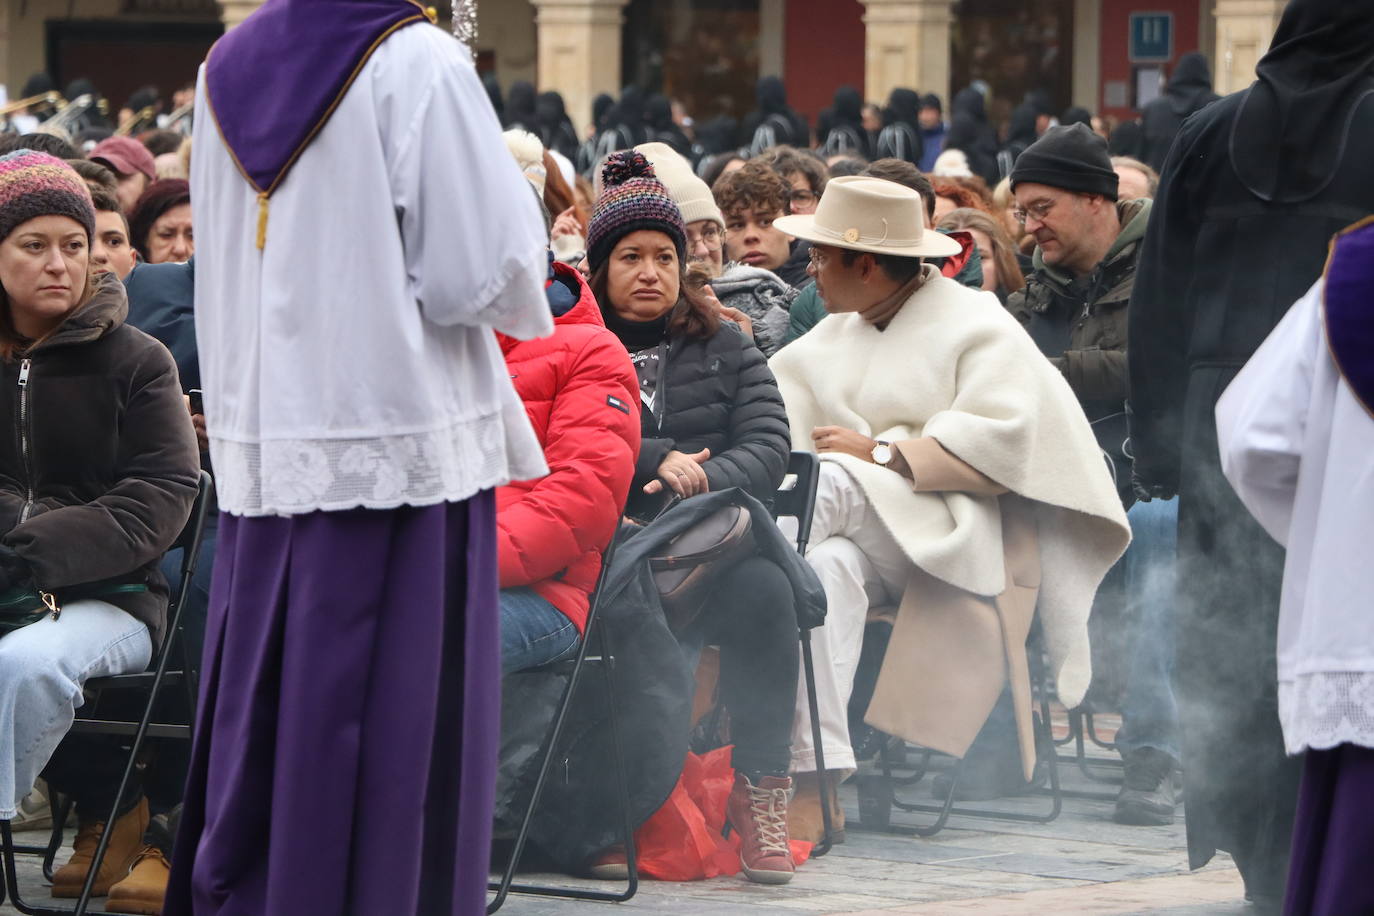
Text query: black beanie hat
1009 123 1119 201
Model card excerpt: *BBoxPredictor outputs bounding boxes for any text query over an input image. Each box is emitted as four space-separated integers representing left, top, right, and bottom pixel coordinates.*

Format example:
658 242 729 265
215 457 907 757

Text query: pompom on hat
586 150 687 270
0 149 96 244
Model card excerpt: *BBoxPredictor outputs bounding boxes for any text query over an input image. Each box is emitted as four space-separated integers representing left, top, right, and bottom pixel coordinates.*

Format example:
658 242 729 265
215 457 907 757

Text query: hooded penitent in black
535 90 580 161
504 80 538 133
1139 53 1220 171
739 76 808 155
875 87 924 166
1128 1 1374 904
644 93 692 158
944 86 1000 184
818 85 872 160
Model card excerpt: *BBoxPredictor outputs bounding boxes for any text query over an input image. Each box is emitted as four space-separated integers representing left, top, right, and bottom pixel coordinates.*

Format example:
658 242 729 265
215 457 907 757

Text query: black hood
1061 106 1093 128
64 78 97 101
536 91 568 124
1165 52 1217 116
1230 0 1374 202
482 72 504 119
505 81 537 128
608 86 645 130
645 93 674 131
832 85 863 124
1006 103 1040 146
756 76 787 114
1108 120 1143 157
951 86 987 123
591 92 615 130
21 73 54 98
884 87 921 126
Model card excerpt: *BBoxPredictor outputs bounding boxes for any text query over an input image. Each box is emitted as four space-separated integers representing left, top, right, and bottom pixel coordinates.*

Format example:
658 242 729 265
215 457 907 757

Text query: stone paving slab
3 746 1256 915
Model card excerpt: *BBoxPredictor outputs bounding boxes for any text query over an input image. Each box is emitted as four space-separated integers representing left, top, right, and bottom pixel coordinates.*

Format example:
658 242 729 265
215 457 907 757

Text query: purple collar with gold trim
205 0 431 195
1324 217 1374 414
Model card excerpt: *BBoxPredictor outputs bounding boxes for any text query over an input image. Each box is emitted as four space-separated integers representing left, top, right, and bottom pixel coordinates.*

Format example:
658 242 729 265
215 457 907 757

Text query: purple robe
165 494 500 916
1323 216 1374 415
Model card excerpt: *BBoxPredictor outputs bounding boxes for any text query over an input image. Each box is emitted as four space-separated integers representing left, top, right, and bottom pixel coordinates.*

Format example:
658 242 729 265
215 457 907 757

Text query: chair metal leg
486 620 637 913
41 795 71 883
799 628 833 857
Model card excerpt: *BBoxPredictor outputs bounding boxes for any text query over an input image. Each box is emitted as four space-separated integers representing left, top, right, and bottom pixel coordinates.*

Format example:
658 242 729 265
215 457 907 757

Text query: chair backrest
162 470 213 676
772 451 821 556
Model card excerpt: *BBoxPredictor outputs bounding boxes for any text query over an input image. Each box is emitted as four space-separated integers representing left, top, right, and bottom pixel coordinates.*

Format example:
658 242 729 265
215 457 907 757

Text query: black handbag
0 580 149 636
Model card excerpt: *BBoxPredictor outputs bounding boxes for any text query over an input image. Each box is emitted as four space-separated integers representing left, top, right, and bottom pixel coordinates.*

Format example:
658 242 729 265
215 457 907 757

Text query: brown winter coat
0 272 200 648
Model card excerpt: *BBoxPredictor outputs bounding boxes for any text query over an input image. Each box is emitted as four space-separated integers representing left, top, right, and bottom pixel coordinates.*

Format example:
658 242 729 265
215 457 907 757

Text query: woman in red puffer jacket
496 257 640 673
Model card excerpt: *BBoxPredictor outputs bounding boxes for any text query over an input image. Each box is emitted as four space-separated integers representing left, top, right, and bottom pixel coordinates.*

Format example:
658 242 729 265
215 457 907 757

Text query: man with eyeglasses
1005 123 1181 830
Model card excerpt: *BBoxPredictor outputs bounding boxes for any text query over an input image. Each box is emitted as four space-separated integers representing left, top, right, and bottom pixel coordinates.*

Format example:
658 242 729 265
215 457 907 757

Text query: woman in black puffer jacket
584 152 801 884
0 151 199 894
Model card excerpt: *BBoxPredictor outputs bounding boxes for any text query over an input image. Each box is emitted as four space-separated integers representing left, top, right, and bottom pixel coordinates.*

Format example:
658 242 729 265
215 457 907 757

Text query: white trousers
790 462 913 774
0 600 151 818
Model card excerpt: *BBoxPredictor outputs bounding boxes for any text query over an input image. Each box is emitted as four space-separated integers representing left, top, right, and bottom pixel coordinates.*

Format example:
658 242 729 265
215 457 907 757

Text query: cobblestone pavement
3 718 1258 915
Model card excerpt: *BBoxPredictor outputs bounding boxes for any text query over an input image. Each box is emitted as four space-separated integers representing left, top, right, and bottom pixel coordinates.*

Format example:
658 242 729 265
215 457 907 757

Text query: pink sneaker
726 772 795 884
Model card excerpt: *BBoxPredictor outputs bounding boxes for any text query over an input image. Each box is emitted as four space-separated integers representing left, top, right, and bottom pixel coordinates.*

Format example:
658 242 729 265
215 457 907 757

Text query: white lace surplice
1217 280 1374 754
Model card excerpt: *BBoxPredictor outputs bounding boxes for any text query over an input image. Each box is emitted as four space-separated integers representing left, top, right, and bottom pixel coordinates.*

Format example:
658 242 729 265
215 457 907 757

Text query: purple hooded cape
1323 217 1374 415
205 0 432 195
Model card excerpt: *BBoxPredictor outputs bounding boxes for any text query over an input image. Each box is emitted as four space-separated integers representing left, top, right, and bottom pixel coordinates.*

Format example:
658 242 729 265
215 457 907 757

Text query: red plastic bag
631 747 813 881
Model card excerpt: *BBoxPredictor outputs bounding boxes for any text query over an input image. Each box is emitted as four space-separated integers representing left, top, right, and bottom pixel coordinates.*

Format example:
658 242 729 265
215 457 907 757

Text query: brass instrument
1 91 61 118
164 101 194 135
35 94 100 141
116 104 159 137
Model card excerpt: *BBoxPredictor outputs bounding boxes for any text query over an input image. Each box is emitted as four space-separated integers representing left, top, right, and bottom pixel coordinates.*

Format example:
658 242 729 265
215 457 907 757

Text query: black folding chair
769 450 835 857
487 532 637 914
1 470 213 916
853 623 1064 838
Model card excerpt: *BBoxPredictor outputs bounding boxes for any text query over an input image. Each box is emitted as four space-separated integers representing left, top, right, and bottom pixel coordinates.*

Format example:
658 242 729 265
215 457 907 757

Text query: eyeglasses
686 224 723 252
1012 198 1058 227
808 247 830 270
788 189 818 209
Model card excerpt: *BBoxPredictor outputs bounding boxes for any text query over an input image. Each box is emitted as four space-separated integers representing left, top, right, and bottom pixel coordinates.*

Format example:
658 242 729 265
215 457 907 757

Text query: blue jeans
500 587 579 675
1114 497 1181 761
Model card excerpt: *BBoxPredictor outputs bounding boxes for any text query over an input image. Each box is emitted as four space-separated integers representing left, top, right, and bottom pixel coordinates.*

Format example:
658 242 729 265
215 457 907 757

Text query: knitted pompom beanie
586 150 686 270
0 149 96 242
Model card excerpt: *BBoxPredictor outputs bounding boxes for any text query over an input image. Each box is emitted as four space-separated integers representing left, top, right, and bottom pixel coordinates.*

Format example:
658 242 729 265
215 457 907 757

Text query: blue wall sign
1130 12 1174 63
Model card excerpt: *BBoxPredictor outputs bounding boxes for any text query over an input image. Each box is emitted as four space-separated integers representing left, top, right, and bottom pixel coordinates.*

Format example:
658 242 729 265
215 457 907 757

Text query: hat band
809 217 922 248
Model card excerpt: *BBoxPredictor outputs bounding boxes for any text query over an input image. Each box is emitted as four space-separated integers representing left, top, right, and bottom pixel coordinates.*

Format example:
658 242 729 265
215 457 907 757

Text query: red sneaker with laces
725 772 795 884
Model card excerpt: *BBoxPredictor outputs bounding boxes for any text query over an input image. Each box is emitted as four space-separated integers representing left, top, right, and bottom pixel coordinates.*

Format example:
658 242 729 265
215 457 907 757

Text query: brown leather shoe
106 845 171 915
787 770 845 845
52 797 149 898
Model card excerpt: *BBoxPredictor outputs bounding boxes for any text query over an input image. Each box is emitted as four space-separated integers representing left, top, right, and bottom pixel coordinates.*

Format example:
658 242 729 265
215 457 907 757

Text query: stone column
860 0 956 106
530 0 630 136
219 0 264 29
1213 0 1285 96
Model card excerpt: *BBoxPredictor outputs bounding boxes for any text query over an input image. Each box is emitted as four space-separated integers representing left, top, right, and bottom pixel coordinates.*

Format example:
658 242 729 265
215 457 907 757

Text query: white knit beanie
635 142 724 231
503 129 547 196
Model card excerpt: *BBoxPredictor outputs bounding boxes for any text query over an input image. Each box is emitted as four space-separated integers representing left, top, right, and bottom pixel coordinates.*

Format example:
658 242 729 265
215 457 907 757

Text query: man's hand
184 394 209 455
645 448 712 497
813 426 878 462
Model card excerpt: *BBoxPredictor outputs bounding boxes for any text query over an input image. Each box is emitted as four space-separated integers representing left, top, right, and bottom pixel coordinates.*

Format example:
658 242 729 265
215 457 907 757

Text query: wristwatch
871 440 894 467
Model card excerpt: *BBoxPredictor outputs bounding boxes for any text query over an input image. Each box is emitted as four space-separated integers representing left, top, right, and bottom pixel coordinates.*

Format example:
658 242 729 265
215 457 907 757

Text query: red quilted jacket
495 262 640 633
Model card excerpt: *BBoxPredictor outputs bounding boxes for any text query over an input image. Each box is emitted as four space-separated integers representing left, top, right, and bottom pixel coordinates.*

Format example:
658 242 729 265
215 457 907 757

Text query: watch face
873 443 892 465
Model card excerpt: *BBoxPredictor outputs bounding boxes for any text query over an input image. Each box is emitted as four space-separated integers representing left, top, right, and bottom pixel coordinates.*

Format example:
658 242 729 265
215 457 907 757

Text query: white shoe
11 781 55 833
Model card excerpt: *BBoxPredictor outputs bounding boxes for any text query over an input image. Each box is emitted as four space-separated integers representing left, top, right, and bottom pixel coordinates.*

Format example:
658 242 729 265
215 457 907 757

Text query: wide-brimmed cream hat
775 175 962 258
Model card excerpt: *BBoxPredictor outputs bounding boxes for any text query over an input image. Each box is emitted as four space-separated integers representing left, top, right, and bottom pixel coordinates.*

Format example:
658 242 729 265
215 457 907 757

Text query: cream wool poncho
771 269 1130 708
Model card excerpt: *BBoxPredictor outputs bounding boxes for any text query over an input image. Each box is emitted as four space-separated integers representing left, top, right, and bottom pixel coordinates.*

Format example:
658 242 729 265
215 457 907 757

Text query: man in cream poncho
771 176 1130 840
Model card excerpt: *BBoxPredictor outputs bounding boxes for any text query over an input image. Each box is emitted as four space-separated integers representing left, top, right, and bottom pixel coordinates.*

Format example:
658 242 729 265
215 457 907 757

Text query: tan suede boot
52 797 149 898
786 770 845 845
107 845 171 915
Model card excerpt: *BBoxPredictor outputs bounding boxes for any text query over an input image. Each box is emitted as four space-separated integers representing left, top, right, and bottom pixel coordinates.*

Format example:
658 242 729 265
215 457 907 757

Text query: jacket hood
497 261 603 356
37 270 128 351
1032 197 1152 287
756 76 787 114
712 263 791 298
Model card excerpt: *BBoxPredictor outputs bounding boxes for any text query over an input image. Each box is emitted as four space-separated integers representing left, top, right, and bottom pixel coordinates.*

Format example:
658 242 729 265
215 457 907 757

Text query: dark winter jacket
1140 53 1220 171
0 273 200 647
1008 198 1152 500
123 258 197 393
496 263 640 634
601 310 790 520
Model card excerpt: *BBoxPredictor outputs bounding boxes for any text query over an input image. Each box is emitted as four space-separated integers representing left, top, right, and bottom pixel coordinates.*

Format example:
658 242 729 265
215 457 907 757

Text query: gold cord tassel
256 192 269 250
